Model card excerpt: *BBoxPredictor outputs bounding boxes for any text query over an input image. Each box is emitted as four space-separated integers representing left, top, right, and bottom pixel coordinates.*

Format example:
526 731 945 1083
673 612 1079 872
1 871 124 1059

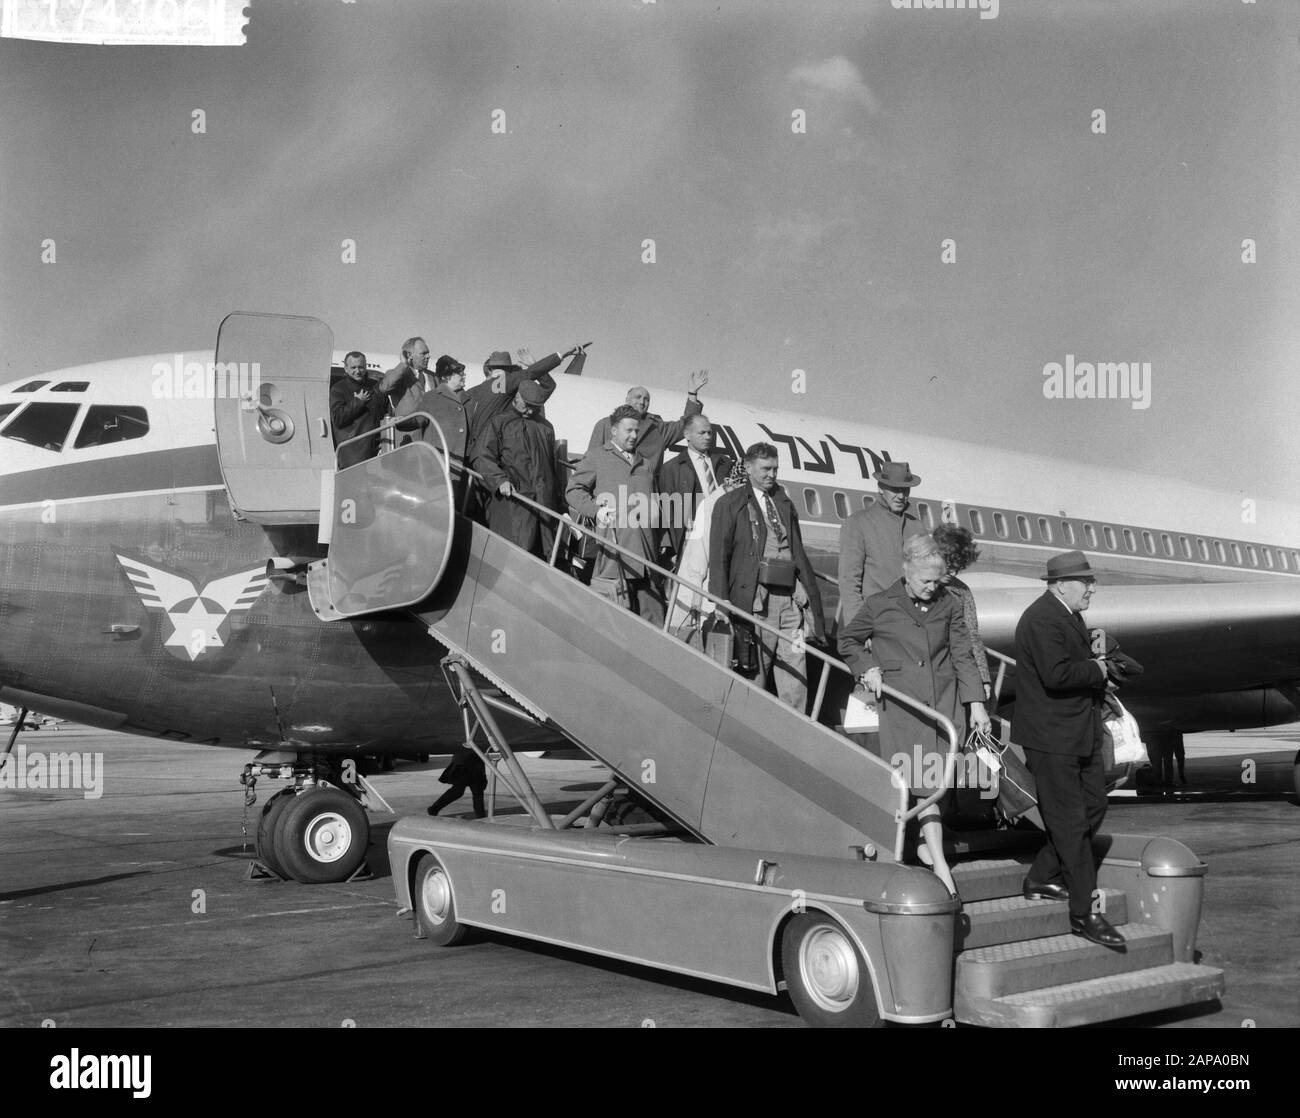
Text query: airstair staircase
309 436 1224 1026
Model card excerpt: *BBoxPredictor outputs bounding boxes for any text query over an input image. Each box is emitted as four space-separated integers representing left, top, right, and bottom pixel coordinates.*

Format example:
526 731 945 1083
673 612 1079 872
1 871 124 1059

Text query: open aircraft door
213 312 335 525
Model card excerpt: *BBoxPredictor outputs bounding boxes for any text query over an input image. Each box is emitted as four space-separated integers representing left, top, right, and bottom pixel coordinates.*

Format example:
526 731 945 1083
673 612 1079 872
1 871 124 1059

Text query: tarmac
1 723 1296 1029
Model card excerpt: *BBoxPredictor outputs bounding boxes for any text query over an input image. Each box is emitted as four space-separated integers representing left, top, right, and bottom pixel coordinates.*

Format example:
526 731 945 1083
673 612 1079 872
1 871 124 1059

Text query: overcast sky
1 0 1296 502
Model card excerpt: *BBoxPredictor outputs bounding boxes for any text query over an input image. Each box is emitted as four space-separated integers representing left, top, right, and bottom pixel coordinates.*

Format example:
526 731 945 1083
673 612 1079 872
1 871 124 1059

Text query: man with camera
709 442 826 710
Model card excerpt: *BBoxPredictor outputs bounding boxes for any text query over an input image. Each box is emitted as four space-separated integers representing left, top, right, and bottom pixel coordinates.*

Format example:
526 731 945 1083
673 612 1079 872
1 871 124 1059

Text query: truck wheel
781 914 881 1028
413 855 471 946
273 787 369 884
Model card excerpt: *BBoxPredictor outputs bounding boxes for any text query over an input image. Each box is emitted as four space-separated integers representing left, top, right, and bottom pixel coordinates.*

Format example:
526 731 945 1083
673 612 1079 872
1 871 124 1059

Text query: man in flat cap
473 379 565 558
836 460 926 628
1014 550 1123 948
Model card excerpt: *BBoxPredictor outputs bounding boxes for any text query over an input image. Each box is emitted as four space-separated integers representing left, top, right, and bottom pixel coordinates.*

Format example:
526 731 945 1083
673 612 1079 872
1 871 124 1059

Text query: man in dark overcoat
473 380 564 559
329 350 383 468
1013 550 1122 948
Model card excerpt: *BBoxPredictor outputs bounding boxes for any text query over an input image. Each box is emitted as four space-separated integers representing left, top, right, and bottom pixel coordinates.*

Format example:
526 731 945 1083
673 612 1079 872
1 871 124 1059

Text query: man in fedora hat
1014 550 1123 948
469 344 586 438
836 460 926 628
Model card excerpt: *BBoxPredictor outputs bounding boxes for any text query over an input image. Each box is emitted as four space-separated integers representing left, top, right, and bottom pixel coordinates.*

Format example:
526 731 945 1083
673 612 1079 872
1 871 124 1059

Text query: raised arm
377 366 408 395
661 369 708 447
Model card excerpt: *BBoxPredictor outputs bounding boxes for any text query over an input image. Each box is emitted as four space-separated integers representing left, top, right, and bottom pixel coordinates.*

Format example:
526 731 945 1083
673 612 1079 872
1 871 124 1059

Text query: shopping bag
966 725 1038 822
1104 696 1148 766
964 727 1003 788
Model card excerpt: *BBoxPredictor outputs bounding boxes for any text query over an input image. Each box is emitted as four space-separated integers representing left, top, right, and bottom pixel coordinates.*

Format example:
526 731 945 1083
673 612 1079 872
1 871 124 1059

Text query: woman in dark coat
838 535 990 896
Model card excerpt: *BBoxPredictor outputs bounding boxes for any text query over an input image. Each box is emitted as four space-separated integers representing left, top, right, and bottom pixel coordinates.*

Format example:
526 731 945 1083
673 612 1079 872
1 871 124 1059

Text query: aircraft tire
255 788 296 879
273 787 370 884
781 914 882 1029
413 854 471 946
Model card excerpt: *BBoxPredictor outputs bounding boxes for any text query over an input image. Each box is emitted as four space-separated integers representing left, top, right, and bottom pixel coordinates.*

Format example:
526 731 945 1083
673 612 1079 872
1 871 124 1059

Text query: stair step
947 828 1045 859
957 962 1226 1028
950 857 1033 903
957 889 1128 950
956 923 1173 1000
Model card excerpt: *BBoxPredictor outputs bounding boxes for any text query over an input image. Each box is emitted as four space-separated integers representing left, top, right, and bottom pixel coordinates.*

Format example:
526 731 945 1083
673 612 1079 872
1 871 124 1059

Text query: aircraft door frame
213 312 335 525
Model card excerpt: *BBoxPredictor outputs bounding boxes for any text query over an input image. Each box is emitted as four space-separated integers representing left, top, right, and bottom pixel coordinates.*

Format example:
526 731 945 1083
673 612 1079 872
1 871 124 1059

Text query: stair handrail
986 646 1015 702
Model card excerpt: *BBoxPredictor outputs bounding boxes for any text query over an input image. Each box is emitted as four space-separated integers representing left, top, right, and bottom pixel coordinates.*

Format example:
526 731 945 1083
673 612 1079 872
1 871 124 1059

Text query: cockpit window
13 380 48 393
1 402 81 451
0 402 21 427
52 381 90 392
74 405 150 449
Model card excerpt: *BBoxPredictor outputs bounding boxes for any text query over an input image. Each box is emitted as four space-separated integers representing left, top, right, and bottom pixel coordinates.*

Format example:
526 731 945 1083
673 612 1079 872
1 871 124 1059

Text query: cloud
754 212 832 261
787 56 880 115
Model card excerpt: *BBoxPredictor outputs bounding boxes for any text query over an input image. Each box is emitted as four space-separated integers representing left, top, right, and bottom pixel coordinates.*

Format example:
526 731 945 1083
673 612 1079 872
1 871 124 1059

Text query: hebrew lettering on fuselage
664 422 893 480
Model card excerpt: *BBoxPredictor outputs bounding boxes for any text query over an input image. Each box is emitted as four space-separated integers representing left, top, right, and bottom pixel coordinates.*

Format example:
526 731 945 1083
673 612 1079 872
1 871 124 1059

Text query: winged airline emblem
116 555 269 662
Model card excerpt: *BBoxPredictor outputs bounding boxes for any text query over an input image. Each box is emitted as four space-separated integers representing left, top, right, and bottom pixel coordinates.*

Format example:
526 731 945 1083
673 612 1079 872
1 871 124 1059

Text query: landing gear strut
241 754 385 883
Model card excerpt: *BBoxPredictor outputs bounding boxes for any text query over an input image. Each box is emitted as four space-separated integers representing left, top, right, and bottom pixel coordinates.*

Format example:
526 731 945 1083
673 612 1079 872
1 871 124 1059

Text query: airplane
1 312 1297 883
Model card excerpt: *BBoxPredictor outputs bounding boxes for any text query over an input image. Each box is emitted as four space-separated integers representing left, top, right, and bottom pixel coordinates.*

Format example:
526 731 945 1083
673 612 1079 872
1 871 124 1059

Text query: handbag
843 688 880 732
704 616 734 668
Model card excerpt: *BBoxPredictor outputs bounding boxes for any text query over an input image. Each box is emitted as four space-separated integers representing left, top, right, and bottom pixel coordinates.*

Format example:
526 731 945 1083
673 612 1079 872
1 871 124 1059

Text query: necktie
762 493 787 545
698 453 717 494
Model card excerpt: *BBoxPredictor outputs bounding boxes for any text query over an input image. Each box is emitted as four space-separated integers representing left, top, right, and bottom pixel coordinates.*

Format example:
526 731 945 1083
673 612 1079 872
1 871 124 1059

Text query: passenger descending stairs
950 856 1225 1027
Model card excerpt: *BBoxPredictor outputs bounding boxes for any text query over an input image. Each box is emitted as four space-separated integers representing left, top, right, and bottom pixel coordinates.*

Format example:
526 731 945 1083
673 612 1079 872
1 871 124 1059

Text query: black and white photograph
0 0 1296 1064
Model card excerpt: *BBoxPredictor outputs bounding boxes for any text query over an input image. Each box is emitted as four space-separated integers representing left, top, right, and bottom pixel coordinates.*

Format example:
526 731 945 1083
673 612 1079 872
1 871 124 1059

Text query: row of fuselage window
796 487 1296 575
6 381 1288 577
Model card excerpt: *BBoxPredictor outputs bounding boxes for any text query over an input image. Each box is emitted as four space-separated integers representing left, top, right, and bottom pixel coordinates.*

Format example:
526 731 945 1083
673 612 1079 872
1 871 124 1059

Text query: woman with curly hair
932 524 992 701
